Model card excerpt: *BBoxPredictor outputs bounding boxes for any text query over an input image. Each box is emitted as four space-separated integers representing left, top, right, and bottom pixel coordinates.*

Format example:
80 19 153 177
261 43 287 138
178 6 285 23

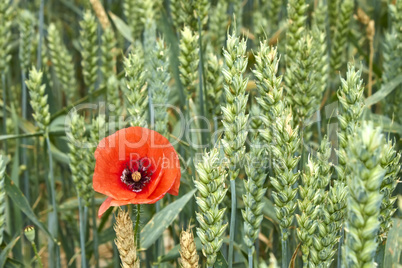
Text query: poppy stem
31 241 44 268
135 204 141 250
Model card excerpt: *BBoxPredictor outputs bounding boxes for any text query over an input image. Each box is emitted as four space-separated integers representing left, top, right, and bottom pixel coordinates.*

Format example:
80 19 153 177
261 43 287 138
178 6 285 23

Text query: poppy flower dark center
121 157 154 192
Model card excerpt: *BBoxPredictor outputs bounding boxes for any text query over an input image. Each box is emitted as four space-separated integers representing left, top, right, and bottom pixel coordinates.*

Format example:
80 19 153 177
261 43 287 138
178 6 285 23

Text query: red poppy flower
93 127 181 217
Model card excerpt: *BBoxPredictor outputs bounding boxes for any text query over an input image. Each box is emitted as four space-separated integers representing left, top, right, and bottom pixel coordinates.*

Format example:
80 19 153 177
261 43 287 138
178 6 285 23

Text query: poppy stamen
132 171 141 182
120 157 154 192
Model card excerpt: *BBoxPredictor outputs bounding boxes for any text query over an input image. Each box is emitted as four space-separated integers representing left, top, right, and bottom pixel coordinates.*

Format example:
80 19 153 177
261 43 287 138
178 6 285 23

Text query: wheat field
0 0 402 267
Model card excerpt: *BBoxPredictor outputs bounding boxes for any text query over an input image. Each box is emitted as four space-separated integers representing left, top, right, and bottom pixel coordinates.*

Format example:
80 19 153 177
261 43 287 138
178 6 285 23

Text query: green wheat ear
285 0 307 70
253 43 284 145
169 0 189 30
205 51 223 123
382 0 402 123
194 0 210 29
25 67 50 133
267 0 282 31
310 180 347 267
312 0 329 100
106 75 121 118
171 0 209 32
242 105 268 250
123 0 146 40
328 0 341 38
220 29 249 266
67 112 92 205
285 33 319 131
252 9 269 43
194 148 228 267
253 0 280 40
84 116 106 202
312 0 327 32
219 30 249 261
270 109 300 242
18 10 35 72
231 1 243 35
336 64 365 182
149 38 170 136
297 138 332 267
330 0 354 74
243 43 284 253
378 140 401 243
344 121 385 267
297 157 321 267
221 29 249 175
0 0 13 75
123 47 148 128
208 1 228 52
309 138 344 268
178 26 199 101
47 23 78 103
101 27 117 83
79 10 99 94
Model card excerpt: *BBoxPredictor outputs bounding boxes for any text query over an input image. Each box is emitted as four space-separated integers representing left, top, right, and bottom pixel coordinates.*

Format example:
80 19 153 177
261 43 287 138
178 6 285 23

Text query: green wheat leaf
4 176 54 240
140 188 196 250
0 235 20 268
365 74 402 106
108 12 133 43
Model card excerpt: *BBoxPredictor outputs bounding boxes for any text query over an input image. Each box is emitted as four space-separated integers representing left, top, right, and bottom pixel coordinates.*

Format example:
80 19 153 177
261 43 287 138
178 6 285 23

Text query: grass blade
140 189 196 250
4 175 54 240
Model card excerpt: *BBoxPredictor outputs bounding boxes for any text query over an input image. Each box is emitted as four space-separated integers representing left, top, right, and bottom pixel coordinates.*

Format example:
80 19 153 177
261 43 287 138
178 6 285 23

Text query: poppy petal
98 197 113 218
93 127 181 216
167 171 181 196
